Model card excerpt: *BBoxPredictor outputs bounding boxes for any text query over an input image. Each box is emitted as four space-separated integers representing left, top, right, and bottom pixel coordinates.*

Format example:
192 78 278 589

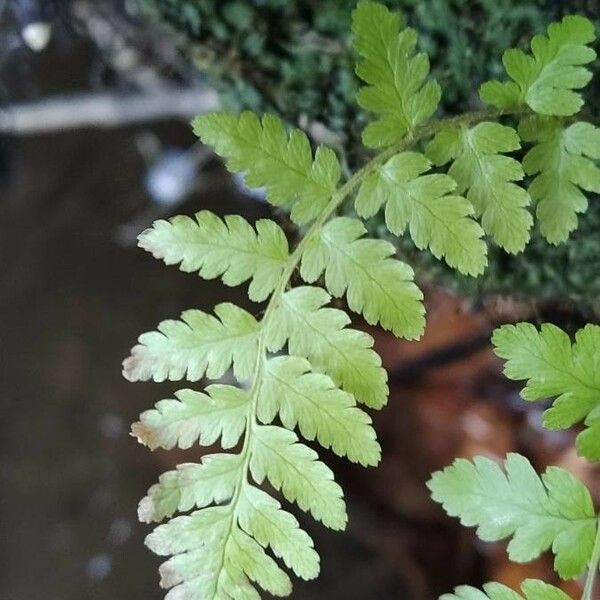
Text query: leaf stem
583 520 600 600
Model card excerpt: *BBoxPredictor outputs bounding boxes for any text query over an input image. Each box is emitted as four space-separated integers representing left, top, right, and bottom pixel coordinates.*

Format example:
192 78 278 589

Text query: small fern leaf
426 123 533 253
249 425 347 531
132 385 249 451
301 217 425 339
442 579 572 600
123 303 260 382
192 112 340 225
147 508 292 598
493 322 600 461
266 286 388 409
138 211 289 302
237 484 320 581
139 453 243 523
480 15 596 116
356 151 487 274
259 355 381 466
352 1 441 148
519 117 600 244
428 453 597 579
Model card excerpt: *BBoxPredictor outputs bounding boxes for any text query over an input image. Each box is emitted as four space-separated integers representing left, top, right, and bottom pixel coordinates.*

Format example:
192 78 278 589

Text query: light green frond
259 355 381 466
237 484 320 581
428 453 597 578
493 322 600 461
351 1 441 148
356 151 487 273
480 15 596 116
519 116 600 244
441 579 572 600
138 211 289 302
138 453 243 523
426 123 532 253
192 111 340 224
122 302 260 382
352 1 441 148
132 385 249 451
266 286 388 408
249 425 347 530
300 217 425 339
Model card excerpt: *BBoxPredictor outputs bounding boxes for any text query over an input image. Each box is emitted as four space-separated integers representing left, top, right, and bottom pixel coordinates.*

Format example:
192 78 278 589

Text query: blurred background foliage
134 0 600 316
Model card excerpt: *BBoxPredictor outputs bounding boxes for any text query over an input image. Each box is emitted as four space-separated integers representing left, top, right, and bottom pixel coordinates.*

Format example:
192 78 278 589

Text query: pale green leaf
259 355 381 466
441 579 572 600
493 322 600 461
237 484 320 581
426 123 532 253
300 217 425 339
138 453 243 523
428 453 597 579
192 112 340 224
249 425 347 530
138 211 289 302
519 116 600 244
356 151 487 273
480 15 596 116
132 385 249 451
352 1 441 148
123 302 260 382
266 286 388 408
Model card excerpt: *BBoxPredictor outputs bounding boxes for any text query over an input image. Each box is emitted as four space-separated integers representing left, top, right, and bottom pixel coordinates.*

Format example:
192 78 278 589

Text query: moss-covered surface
135 0 600 315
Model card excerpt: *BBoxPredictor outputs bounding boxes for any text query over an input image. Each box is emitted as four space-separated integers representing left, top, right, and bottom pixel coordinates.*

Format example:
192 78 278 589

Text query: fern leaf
442 579 572 599
356 151 487 273
249 425 347 530
139 453 243 523
352 0 441 148
428 453 597 578
192 112 340 224
138 211 289 302
259 355 381 466
132 385 249 451
266 286 388 408
147 508 291 598
237 485 320 581
122 303 260 382
300 217 425 339
518 117 600 244
426 123 533 253
480 15 596 116
493 322 600 461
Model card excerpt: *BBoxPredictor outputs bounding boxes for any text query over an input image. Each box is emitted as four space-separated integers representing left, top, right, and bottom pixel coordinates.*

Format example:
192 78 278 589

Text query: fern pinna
123 2 600 598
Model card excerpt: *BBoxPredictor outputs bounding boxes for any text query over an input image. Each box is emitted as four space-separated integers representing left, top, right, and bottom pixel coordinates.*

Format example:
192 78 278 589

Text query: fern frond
132 385 249 450
429 453 598 578
426 122 533 253
351 0 441 148
249 425 347 531
442 579 572 600
122 303 260 382
259 355 380 466
518 117 600 244
493 322 600 461
192 112 340 224
138 211 289 302
480 15 597 116
300 217 425 338
356 151 487 274
139 453 244 523
266 286 388 409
